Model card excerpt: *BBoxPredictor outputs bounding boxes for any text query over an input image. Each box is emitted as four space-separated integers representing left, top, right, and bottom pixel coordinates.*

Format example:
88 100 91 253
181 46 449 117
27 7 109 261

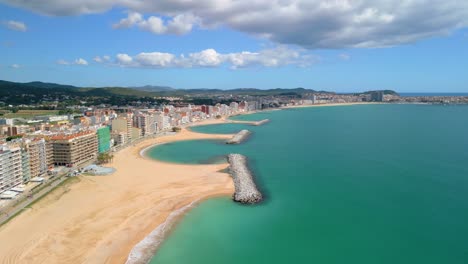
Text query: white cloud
116 53 133 65
186 49 223 67
2 1 468 48
74 58 88 65
113 11 143 29
57 58 92 65
93 56 111 63
2 20 27 32
98 46 312 69
56 59 70 65
339 54 351 60
10 64 20 69
113 11 199 35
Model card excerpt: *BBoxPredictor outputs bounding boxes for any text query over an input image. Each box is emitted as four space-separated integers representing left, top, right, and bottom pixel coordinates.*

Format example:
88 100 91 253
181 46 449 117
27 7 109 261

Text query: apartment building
0 144 24 193
133 113 157 136
23 138 48 179
47 131 98 167
111 115 133 142
97 126 111 153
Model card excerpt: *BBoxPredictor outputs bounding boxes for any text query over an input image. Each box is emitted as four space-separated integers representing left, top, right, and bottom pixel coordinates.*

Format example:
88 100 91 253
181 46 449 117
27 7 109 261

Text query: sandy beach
0 120 234 264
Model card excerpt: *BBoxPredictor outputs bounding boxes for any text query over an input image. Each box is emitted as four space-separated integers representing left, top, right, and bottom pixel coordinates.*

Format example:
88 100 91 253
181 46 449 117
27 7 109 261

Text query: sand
0 121 234 264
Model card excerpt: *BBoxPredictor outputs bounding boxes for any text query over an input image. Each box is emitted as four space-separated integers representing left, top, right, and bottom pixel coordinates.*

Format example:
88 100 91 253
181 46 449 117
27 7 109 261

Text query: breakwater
253 119 270 126
227 154 263 204
226 130 251 144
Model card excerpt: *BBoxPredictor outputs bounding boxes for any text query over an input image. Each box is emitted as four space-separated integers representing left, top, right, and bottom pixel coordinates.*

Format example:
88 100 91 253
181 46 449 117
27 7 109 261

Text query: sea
144 104 468 264
400 93 468 97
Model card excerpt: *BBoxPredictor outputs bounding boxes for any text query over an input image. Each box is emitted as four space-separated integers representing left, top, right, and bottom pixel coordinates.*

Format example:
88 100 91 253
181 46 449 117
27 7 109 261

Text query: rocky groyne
253 119 270 126
227 154 263 204
226 130 251 144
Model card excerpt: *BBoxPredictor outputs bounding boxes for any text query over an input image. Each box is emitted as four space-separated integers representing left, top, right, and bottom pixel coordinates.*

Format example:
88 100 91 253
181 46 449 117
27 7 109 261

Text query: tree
97 152 114 164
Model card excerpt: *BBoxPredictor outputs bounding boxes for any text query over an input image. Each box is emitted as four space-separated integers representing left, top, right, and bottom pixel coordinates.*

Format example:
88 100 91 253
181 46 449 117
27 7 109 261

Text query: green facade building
97 126 111 153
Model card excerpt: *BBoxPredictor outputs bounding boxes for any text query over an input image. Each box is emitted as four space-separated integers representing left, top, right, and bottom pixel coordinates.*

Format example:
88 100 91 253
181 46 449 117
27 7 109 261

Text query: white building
133 113 157 136
0 118 14 126
0 144 25 194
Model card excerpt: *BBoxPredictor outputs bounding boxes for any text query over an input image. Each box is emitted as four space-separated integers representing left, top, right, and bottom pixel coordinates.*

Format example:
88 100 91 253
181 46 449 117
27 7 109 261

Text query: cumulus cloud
74 58 88 65
56 59 70 65
2 20 27 31
339 54 351 60
113 11 199 35
2 0 468 48
96 46 312 69
93 55 110 63
56 58 89 65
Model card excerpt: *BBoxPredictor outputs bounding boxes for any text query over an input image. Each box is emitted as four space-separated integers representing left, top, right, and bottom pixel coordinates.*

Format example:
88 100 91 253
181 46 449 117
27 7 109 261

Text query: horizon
1 1 468 92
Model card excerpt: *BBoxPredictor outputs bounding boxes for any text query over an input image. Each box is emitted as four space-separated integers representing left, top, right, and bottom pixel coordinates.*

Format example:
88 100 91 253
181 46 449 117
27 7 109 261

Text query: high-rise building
97 126 111 153
112 132 127 146
45 140 54 169
111 115 133 142
0 144 24 193
23 138 48 179
133 114 157 136
47 131 98 167
370 91 384 102
21 149 31 183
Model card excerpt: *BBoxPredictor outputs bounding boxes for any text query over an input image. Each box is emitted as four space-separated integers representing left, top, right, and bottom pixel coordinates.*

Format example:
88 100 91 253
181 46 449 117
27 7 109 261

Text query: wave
125 200 200 264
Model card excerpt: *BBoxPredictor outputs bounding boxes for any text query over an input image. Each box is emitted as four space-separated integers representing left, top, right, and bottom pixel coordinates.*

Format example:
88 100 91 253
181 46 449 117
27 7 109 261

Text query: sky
0 0 468 92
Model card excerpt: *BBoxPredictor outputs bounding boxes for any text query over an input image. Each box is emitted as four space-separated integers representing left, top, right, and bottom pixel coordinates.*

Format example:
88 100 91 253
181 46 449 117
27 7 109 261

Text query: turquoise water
148 104 468 264
189 123 253 134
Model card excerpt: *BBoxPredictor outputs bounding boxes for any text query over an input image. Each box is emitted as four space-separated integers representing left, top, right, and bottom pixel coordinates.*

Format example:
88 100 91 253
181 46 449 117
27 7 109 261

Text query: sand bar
0 121 234 264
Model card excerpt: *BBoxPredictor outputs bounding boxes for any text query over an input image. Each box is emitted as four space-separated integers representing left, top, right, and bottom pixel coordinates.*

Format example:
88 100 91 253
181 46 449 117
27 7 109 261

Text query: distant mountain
362 90 399 95
0 80 159 105
130 85 176 92
1 79 394 106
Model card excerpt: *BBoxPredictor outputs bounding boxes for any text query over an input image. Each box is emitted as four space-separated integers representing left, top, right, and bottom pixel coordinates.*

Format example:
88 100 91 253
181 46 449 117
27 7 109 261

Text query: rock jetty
227 154 263 204
253 119 270 126
226 130 251 144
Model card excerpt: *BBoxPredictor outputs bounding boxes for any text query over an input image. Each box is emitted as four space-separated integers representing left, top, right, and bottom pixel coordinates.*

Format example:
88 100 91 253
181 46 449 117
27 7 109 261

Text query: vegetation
3 109 60 118
97 153 114 164
6 135 23 141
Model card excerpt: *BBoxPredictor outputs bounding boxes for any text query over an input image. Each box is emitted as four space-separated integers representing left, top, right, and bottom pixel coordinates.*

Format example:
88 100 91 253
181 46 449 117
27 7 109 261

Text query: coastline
0 102 382 263
0 120 235 264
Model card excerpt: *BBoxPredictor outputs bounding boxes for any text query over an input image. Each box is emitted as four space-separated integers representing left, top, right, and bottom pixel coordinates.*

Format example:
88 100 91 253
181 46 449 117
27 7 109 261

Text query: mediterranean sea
147 104 468 264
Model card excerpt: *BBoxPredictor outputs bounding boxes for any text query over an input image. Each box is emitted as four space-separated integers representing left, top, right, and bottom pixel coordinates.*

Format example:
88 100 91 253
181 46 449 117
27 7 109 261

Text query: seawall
227 154 263 204
226 130 251 144
254 119 270 126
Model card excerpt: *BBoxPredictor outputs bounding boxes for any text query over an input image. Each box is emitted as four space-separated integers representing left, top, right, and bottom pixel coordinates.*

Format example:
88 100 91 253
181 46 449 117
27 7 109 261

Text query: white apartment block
0 144 25 193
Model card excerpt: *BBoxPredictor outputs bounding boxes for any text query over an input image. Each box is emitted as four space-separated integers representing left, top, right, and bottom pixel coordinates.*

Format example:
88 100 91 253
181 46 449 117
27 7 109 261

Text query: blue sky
1 1 468 92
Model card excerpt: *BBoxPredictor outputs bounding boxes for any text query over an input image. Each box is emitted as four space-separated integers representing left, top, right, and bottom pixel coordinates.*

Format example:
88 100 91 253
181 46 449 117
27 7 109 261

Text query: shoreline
0 102 382 263
0 119 235 264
